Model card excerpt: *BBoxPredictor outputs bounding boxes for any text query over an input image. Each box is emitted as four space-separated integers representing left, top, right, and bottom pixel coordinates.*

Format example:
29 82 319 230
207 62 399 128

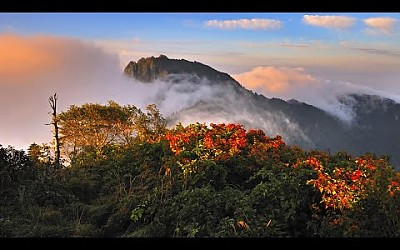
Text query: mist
0 34 251 150
233 66 400 123
164 79 315 148
2 33 400 152
0 34 151 150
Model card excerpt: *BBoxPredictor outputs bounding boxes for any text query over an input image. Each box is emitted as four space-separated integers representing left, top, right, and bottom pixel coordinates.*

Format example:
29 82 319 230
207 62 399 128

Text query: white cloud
204 18 282 30
363 17 397 34
303 15 356 29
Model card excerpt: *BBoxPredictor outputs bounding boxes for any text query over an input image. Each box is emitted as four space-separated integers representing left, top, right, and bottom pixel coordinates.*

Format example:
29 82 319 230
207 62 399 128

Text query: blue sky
1 12 400 95
28 13 395 74
2 13 399 41
1 13 400 149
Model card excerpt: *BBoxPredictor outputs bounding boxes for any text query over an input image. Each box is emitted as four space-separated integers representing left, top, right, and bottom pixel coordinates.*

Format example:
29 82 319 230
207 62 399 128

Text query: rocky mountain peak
123 55 239 84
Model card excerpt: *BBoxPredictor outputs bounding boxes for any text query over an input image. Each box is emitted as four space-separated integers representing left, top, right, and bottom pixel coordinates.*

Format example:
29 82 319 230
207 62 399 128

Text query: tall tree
141 104 166 142
48 93 61 167
57 101 166 164
130 104 166 142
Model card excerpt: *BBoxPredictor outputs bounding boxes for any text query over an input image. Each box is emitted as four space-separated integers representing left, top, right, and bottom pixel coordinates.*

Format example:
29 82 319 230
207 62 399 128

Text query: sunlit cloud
233 66 317 94
0 34 60 78
0 33 121 150
363 17 397 34
303 15 356 29
0 33 119 84
204 18 282 30
232 65 400 123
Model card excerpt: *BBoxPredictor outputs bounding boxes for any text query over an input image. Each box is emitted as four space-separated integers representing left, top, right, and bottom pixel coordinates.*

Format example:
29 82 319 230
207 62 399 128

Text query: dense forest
1 100 400 237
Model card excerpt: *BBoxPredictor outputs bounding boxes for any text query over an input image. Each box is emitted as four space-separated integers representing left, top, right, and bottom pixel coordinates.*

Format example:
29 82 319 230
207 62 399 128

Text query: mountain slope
124 55 400 168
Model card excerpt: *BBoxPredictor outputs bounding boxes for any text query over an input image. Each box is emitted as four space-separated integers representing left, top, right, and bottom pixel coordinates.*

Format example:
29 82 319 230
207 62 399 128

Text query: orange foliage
388 173 400 197
164 123 286 163
304 155 384 210
164 122 398 212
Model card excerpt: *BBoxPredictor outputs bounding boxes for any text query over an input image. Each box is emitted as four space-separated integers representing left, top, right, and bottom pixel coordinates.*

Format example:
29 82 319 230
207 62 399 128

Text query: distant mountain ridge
124 55 400 169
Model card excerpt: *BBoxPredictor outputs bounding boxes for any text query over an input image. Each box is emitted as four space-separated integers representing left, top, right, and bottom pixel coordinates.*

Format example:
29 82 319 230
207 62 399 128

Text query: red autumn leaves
304 156 391 210
165 123 285 162
164 123 398 211
388 174 400 197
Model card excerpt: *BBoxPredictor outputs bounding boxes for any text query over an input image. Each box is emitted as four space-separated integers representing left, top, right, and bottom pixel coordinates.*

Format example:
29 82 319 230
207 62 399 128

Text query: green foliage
126 186 243 237
3 106 400 237
58 101 166 166
130 205 145 223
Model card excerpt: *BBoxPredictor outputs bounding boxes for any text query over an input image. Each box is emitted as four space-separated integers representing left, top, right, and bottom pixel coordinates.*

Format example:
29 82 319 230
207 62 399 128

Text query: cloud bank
0 34 129 150
204 18 282 30
1 34 293 150
1 33 400 152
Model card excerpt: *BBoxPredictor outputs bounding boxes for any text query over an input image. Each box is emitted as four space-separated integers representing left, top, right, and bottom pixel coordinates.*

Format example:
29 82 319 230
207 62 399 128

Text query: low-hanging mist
233 66 400 123
2 33 400 158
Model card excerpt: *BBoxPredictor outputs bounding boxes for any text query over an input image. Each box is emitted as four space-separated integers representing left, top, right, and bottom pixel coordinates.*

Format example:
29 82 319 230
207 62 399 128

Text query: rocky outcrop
124 54 238 84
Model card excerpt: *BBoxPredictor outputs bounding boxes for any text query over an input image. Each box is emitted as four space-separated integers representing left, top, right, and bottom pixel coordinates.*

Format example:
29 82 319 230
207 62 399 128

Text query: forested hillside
1 101 400 237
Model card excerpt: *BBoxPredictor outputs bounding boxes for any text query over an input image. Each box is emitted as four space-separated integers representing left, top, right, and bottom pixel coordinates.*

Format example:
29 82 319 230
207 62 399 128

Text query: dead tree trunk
48 93 61 167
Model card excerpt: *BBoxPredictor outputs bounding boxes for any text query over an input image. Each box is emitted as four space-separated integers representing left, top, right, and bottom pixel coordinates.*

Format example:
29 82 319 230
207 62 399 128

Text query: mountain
124 55 400 169
124 54 239 87
338 94 400 160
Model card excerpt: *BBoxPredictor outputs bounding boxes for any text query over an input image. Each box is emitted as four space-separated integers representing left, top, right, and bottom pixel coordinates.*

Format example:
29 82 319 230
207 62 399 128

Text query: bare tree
48 93 61 167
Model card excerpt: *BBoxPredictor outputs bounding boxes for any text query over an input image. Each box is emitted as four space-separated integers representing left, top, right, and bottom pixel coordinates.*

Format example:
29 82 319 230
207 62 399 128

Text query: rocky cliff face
124 54 239 84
